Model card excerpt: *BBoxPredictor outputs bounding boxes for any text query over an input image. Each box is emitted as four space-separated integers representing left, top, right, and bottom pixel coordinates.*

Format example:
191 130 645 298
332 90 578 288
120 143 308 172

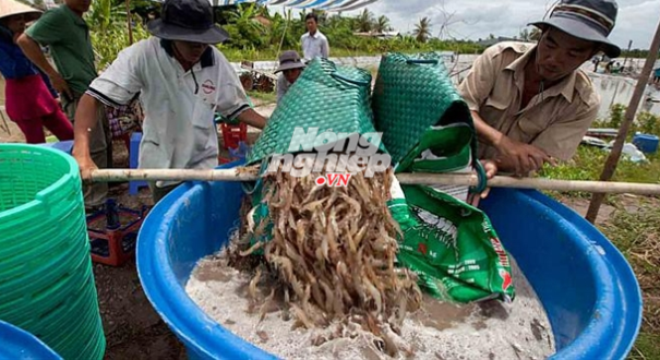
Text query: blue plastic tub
137 162 642 360
633 133 659 154
0 320 62 360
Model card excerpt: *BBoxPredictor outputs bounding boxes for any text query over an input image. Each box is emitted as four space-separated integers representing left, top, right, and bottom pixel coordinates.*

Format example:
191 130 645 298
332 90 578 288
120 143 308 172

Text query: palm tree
356 8 373 32
413 17 431 43
373 15 390 34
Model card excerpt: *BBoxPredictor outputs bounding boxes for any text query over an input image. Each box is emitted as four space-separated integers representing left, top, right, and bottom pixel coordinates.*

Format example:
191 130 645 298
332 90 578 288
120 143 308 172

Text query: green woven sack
247 58 385 165
372 52 482 181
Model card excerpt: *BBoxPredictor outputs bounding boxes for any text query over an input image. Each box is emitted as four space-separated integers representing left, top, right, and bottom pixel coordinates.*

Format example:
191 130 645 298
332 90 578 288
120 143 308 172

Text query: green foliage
87 0 150 71
86 4 486 72
609 103 626 129
620 49 660 59
414 17 432 43
599 207 660 360
637 111 660 137
592 104 660 143
247 90 276 105
539 145 660 199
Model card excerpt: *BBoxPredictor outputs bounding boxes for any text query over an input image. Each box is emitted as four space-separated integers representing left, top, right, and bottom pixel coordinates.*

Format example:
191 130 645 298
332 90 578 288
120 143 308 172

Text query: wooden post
586 19 660 224
621 39 632 69
126 0 133 46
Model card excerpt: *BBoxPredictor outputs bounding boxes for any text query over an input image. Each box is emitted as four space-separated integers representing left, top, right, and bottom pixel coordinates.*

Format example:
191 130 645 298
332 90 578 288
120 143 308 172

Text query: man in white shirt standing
300 13 329 62
71 0 267 203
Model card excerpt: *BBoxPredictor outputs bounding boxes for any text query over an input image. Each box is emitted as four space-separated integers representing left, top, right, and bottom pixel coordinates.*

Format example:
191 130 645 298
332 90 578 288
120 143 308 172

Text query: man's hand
494 136 553 177
73 152 98 181
236 108 267 130
468 159 497 207
72 95 101 180
48 72 73 101
16 34 72 99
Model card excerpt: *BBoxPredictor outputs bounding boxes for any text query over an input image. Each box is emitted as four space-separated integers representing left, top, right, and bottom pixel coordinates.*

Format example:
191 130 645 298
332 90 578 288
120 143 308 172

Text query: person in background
275 50 306 104
17 0 109 211
458 0 620 178
71 0 267 204
301 13 329 62
0 0 73 144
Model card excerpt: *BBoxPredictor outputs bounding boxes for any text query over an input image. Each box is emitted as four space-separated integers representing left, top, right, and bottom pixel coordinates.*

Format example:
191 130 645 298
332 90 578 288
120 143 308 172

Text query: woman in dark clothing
0 1 72 144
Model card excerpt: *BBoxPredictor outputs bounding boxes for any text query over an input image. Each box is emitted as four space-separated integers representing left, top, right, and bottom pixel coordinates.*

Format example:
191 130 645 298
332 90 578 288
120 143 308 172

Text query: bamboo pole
126 0 133 45
586 18 660 224
88 168 660 196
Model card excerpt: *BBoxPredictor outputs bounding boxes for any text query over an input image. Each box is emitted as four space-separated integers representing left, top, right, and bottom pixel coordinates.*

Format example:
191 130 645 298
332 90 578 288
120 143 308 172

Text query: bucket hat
529 0 621 58
274 50 306 73
147 0 229 44
0 0 42 23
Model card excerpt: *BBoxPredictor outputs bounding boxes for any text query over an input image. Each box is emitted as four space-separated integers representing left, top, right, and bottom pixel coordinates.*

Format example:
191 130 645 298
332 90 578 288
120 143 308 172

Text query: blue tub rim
136 163 642 360
0 320 63 360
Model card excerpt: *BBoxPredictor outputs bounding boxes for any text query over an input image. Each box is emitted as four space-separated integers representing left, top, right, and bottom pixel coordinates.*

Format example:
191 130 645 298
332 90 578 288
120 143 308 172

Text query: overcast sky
329 0 660 50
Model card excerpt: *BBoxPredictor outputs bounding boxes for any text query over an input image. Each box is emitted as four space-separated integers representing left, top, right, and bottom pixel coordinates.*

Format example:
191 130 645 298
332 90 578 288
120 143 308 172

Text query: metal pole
586 18 660 223
622 39 632 70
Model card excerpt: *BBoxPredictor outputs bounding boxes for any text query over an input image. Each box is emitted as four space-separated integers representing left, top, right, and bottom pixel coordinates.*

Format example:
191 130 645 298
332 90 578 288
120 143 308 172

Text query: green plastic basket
0 144 106 360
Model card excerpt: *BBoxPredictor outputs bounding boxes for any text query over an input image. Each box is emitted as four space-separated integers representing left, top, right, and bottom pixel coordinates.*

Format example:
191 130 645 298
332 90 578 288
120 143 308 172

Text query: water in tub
185 231 555 360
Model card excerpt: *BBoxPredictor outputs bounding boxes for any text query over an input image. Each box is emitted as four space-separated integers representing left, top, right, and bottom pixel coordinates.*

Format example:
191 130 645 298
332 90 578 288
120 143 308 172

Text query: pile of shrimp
229 164 423 357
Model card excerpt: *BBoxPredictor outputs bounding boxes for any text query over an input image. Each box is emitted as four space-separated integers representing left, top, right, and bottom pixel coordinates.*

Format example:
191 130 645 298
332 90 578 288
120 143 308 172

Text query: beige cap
0 0 42 22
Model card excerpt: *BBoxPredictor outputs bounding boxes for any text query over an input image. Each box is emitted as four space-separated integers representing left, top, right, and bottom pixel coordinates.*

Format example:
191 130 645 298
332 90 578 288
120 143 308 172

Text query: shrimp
249 267 262 300
270 255 294 282
240 240 264 257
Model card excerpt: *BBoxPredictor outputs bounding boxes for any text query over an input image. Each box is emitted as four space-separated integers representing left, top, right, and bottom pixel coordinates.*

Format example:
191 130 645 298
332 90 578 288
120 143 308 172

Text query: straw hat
0 0 42 23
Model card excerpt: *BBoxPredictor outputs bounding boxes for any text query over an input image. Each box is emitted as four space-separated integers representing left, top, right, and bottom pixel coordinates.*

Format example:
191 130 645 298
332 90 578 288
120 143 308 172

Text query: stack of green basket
0 144 106 360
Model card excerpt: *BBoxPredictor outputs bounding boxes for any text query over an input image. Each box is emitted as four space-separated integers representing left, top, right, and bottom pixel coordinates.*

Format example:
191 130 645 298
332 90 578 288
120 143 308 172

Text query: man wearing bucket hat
275 50 306 104
70 0 267 203
458 0 620 177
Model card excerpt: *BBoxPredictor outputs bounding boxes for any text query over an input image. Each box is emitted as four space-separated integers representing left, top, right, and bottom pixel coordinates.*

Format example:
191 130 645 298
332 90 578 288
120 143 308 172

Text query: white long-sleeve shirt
301 31 329 61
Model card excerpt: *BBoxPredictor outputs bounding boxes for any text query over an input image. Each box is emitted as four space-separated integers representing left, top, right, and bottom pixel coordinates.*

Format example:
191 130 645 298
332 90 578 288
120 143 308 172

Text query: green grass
247 90 277 105
598 206 660 360
538 146 660 199
540 144 660 359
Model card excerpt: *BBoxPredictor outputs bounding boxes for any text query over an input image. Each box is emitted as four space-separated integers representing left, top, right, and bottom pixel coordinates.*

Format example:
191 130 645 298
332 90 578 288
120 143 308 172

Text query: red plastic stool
87 200 149 267
221 123 247 150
